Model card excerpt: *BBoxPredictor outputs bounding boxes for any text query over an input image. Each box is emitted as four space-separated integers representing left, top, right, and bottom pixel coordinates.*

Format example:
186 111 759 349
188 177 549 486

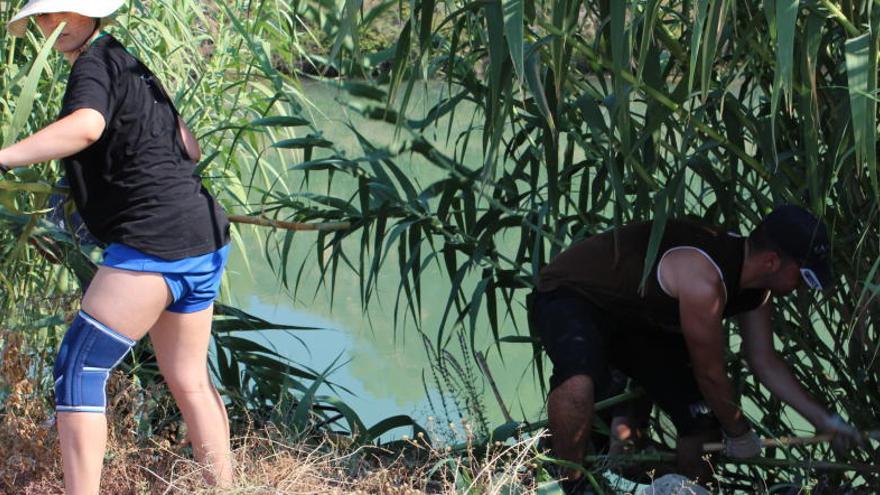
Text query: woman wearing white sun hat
6 0 124 37
1 2 233 493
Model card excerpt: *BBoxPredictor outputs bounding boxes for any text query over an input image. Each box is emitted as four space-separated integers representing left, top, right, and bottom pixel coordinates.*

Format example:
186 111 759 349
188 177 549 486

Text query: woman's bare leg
59 266 171 495
148 305 233 485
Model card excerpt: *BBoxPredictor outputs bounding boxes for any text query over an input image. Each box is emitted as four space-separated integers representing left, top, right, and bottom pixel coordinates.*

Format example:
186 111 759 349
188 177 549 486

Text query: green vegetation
1 0 879 493
0 0 431 490
281 0 880 491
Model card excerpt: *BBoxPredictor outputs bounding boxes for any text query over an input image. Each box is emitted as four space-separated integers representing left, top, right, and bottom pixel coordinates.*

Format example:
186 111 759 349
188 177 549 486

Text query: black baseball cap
761 205 833 290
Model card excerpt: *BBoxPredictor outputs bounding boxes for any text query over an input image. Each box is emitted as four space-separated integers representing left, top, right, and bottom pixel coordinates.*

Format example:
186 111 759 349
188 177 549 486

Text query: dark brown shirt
537 220 769 329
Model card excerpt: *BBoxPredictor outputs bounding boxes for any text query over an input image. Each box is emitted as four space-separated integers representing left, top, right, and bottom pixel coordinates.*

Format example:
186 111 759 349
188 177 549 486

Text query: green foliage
0 0 385 445
423 329 491 437
254 0 880 489
3 0 880 490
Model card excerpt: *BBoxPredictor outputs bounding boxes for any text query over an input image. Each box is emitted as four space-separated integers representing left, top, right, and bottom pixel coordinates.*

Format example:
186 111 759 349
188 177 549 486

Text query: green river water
221 80 546 433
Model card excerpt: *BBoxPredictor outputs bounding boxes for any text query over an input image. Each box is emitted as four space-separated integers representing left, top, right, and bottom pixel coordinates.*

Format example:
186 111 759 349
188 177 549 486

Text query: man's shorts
101 243 230 313
532 286 718 436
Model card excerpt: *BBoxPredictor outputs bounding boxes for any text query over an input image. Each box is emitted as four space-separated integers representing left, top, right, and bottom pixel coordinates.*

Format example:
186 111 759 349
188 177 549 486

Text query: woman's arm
0 108 105 168
177 116 201 162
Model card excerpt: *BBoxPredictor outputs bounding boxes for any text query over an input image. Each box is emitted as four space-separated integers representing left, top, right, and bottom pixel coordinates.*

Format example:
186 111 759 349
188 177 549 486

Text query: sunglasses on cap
800 267 823 290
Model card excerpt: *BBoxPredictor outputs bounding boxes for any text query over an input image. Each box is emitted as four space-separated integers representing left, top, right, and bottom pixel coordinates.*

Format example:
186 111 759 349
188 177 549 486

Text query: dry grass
0 331 548 494
0 407 548 494
0 332 59 493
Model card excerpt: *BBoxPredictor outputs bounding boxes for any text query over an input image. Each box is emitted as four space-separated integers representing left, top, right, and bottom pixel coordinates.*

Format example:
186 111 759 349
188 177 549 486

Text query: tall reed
261 0 880 489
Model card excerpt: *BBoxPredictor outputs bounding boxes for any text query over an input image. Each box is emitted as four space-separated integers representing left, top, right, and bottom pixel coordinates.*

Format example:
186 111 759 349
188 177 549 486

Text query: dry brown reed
0 331 59 493
1 412 545 494
0 335 546 495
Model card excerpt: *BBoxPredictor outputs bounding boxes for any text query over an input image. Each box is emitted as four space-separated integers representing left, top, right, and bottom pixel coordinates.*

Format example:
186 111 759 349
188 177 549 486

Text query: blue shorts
101 243 230 313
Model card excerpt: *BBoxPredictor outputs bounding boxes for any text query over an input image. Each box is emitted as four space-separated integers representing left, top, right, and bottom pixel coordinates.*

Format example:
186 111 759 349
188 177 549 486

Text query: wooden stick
228 214 351 232
703 433 833 452
475 351 514 424
586 451 880 473
0 180 350 232
702 430 880 453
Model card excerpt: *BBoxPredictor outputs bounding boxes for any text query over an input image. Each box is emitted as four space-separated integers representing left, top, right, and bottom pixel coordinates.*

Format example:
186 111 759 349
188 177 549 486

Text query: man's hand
821 414 863 454
723 428 762 458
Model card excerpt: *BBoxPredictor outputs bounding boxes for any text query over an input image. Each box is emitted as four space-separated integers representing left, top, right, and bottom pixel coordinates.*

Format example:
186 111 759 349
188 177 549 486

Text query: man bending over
532 205 862 492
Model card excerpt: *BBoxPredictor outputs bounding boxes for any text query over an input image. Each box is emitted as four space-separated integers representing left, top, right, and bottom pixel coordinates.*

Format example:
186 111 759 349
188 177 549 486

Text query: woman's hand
0 108 105 168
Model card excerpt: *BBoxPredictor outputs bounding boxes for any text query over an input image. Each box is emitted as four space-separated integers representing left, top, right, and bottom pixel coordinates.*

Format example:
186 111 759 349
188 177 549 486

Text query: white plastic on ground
637 474 711 495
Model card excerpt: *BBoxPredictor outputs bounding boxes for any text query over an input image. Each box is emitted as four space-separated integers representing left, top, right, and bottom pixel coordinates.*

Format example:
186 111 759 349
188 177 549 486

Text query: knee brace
53 311 135 413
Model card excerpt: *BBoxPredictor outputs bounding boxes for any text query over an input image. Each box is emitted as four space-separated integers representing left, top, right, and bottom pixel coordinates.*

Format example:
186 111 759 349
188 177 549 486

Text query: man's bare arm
739 304 829 427
665 250 750 436
679 280 750 435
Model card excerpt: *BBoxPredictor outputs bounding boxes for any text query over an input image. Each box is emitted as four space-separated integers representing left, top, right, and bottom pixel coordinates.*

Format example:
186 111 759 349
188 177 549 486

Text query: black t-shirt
60 34 229 260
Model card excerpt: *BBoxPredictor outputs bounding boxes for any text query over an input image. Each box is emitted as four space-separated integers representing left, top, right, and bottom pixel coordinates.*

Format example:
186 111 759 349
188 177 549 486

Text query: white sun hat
6 0 125 37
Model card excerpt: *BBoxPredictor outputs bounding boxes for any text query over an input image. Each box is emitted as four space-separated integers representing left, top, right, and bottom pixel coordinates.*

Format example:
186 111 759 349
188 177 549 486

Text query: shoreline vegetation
1 334 550 494
0 383 538 494
2 0 879 493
